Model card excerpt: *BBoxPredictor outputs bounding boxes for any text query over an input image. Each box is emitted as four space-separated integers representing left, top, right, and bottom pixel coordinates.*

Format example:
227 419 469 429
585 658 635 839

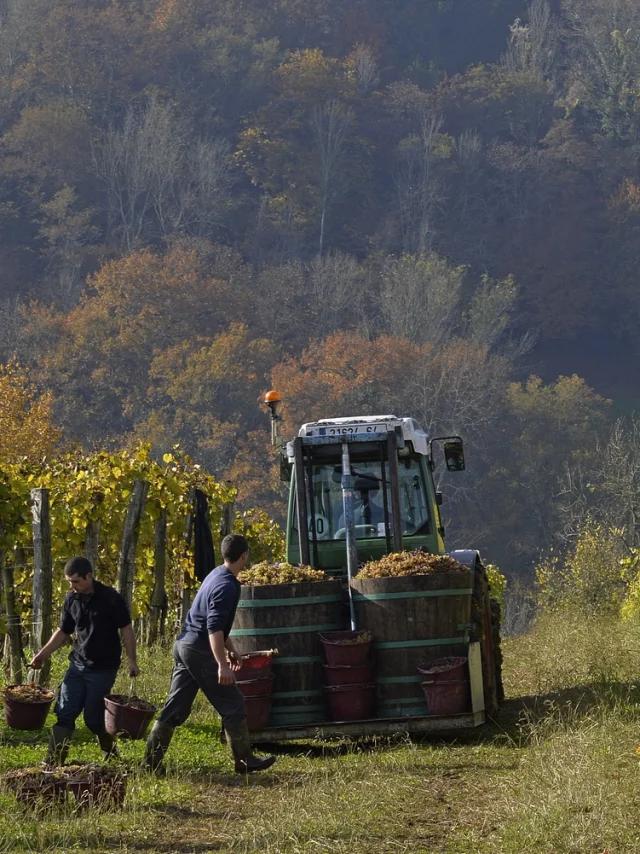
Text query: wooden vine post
31 488 53 685
220 499 235 540
0 525 23 684
84 492 104 572
116 479 149 613
147 507 167 645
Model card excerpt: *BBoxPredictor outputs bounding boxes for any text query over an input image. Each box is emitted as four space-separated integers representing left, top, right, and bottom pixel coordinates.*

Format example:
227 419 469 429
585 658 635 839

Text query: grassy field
3 613 640 854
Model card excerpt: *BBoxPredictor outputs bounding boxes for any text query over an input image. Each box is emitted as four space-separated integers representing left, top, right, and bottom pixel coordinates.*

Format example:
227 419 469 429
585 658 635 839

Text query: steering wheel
334 524 378 539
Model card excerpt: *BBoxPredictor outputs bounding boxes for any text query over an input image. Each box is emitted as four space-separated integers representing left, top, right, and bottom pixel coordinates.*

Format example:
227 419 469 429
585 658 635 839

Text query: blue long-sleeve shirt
178 564 240 650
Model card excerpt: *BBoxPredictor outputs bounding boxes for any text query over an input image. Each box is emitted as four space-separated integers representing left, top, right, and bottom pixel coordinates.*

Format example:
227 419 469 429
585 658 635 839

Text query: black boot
97 732 119 761
44 725 72 767
144 721 174 773
224 717 276 774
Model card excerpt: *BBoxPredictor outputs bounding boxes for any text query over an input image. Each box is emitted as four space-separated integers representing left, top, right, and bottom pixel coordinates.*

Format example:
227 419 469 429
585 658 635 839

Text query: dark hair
64 556 93 579
221 534 249 563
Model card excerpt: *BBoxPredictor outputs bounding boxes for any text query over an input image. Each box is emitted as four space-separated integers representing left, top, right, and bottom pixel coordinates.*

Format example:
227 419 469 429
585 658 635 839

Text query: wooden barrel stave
231 580 344 726
351 571 473 717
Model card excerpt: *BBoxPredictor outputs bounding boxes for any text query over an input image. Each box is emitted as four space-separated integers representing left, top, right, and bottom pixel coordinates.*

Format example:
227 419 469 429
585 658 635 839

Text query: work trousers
158 640 246 729
55 659 118 734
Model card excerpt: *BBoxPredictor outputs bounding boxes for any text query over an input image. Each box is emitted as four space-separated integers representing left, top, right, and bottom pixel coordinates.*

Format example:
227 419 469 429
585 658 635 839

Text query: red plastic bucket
244 694 272 730
319 631 372 666
421 679 470 715
104 695 157 739
3 685 54 730
237 674 275 697
237 651 275 680
417 656 467 682
325 682 375 721
323 662 374 686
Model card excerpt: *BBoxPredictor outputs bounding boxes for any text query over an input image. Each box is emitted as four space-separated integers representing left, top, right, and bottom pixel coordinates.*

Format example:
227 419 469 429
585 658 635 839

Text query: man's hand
227 650 243 672
218 663 235 685
129 662 141 678
29 652 46 669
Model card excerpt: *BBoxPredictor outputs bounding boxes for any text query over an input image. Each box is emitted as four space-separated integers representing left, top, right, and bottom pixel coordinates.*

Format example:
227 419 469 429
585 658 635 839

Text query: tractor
232 392 503 741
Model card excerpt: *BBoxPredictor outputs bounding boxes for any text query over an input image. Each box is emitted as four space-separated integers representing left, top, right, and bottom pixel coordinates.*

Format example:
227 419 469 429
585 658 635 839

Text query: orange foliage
0 362 61 462
272 332 417 433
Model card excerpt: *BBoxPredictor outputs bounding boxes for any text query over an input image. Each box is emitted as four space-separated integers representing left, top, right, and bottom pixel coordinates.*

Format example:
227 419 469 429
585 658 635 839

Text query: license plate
315 424 389 436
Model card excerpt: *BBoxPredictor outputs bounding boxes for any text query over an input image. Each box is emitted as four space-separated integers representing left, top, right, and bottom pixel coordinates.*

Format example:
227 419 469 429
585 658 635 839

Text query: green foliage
486 563 507 611
234 508 286 564
536 520 636 617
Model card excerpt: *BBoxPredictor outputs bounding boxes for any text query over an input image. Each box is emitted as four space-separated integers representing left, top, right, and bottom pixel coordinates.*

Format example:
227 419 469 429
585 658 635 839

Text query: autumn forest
2 0 640 583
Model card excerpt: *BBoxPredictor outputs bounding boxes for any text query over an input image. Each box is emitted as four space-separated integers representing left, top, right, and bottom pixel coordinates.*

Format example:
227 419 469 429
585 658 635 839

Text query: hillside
2 0 640 577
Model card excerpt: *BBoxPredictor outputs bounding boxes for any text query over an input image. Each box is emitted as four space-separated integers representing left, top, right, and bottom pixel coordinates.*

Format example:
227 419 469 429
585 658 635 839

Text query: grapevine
0 443 284 631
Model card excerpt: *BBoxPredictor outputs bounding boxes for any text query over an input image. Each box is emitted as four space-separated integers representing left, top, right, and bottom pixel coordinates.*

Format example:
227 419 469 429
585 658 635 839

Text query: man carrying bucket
144 533 276 775
30 555 140 765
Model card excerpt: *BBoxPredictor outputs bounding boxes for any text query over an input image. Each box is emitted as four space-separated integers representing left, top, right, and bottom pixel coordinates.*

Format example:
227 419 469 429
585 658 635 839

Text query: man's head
64 555 94 594
221 534 249 569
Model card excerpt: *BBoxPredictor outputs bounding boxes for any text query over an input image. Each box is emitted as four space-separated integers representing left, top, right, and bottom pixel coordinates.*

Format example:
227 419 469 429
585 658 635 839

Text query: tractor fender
447 549 502 716
445 549 483 570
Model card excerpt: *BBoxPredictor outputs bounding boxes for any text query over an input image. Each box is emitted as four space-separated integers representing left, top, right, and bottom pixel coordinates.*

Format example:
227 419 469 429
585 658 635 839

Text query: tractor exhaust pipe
341 442 358 631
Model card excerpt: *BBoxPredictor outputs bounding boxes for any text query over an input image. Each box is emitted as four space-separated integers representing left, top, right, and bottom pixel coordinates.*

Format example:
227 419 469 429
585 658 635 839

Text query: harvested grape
357 551 468 579
3 684 54 704
239 562 331 585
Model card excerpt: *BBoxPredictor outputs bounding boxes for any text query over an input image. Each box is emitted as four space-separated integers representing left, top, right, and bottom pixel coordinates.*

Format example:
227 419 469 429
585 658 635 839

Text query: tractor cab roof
297 415 430 456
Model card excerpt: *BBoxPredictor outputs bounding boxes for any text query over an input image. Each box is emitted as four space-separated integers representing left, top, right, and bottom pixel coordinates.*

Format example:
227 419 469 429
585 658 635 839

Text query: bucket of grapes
3 684 55 730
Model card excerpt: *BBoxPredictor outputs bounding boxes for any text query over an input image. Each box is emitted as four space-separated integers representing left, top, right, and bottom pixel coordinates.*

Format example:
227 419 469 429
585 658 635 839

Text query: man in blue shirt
145 534 275 774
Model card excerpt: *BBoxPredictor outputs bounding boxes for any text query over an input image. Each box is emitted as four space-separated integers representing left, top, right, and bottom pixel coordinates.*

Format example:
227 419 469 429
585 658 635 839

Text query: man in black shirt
145 533 275 774
30 556 140 765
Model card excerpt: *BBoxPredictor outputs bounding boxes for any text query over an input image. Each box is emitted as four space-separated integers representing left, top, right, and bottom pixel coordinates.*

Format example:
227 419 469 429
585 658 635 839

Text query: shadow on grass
123 844 223 852
251 679 640 755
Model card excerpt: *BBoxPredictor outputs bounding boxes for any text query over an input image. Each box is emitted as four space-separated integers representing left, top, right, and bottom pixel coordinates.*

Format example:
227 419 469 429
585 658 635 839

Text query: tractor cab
275 413 465 573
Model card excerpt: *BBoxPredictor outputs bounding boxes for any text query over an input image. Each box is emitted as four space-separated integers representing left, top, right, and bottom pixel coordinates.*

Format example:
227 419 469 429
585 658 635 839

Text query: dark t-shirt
178 564 241 650
60 580 131 670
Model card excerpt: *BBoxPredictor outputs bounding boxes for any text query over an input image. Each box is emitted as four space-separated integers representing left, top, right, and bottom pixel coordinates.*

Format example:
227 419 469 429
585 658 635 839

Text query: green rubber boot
144 721 174 773
44 725 73 767
224 717 276 774
97 732 119 761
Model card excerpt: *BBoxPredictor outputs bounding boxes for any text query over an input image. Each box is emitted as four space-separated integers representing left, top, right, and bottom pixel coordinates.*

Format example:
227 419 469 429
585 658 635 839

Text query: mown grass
3 614 640 853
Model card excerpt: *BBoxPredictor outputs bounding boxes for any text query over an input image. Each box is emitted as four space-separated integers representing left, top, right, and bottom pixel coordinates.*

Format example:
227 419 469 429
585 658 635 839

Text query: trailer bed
250 709 484 743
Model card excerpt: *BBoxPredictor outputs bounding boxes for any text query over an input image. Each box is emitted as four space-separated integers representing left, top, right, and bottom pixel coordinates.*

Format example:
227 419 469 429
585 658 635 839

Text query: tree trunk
31 489 52 685
148 508 167 646
116 479 149 613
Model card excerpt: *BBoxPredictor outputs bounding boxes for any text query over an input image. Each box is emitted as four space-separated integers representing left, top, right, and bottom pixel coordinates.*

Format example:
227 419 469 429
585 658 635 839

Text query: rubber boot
144 721 174 773
97 732 119 761
224 717 276 774
44 725 73 767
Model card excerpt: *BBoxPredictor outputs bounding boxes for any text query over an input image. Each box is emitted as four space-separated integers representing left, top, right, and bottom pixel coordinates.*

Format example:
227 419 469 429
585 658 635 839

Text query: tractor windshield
294 455 431 541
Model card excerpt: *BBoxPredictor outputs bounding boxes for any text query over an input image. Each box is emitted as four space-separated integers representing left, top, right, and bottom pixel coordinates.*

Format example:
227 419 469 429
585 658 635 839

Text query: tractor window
293 456 430 541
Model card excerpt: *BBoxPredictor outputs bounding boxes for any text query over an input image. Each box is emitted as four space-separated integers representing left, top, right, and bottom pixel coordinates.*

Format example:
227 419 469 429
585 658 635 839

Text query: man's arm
30 629 71 668
210 631 235 684
120 624 141 677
